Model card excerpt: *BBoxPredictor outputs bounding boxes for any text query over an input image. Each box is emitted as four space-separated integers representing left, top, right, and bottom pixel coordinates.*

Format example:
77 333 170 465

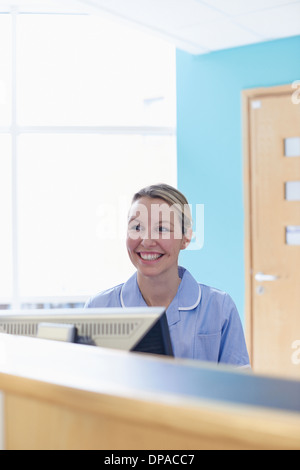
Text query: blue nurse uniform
85 266 250 367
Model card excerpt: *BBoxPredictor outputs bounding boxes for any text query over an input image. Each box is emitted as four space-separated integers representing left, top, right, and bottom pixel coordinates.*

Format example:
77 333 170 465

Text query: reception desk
0 333 300 450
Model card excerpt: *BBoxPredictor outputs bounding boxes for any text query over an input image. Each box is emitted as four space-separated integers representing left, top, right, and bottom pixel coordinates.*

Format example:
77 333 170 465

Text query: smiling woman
85 184 250 367
126 195 192 308
126 184 193 305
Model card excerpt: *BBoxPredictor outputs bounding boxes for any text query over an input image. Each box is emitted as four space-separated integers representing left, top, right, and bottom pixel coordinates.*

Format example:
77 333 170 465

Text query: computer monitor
0 307 174 357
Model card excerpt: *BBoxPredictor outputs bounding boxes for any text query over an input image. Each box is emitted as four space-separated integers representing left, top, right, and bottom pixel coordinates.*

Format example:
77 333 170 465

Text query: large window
0 135 12 305
0 11 177 309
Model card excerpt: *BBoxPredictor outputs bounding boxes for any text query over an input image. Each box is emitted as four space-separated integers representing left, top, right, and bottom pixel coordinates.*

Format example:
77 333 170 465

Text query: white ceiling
0 0 300 54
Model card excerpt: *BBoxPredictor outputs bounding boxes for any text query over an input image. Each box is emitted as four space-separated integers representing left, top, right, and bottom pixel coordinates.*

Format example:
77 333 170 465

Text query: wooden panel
243 85 300 379
0 392 4 451
1 333 300 450
4 381 300 450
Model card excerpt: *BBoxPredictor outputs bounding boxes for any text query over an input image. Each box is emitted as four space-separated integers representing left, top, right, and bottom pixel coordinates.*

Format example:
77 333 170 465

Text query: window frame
0 9 177 309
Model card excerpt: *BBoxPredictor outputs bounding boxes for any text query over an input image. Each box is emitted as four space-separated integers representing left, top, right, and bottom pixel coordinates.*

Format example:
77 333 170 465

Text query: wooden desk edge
1 371 300 450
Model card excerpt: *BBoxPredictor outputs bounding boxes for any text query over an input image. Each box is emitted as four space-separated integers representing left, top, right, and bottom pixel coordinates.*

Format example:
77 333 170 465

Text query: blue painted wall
176 35 300 322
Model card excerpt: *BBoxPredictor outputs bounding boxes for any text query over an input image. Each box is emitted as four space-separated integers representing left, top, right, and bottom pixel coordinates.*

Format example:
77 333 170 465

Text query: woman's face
126 197 190 278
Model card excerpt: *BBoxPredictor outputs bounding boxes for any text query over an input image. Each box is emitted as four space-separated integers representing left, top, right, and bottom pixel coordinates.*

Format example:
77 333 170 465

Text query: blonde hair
131 183 193 235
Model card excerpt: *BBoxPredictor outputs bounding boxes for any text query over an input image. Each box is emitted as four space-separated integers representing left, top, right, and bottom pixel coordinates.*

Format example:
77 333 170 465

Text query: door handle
255 272 279 282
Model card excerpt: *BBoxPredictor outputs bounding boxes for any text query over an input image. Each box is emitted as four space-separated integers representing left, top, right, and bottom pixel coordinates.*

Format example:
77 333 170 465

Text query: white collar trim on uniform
120 267 202 312
120 289 126 308
120 284 201 310
178 284 201 311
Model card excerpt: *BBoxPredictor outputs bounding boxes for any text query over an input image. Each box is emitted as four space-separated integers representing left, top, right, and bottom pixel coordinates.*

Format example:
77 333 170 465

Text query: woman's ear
181 227 193 250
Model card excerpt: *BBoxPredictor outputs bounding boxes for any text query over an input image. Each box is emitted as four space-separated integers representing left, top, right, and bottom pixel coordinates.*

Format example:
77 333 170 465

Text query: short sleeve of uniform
219 293 250 367
84 284 123 308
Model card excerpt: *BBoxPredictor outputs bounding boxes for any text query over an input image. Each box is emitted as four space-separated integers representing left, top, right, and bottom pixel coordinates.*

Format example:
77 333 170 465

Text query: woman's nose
140 229 157 247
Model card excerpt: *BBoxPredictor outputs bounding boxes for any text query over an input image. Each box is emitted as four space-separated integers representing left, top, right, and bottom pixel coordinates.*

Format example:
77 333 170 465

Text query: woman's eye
129 223 141 232
158 226 170 233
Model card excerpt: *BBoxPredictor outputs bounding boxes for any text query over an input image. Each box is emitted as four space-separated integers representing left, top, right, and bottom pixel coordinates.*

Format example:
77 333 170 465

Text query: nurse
85 183 250 367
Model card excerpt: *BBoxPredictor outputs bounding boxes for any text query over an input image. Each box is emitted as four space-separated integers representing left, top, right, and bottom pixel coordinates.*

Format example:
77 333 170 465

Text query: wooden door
244 85 300 379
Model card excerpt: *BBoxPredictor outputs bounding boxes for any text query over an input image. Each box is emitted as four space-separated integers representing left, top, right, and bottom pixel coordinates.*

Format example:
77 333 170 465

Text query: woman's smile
137 252 165 262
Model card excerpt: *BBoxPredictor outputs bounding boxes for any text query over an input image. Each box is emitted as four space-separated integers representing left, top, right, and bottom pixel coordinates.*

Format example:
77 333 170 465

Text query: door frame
242 83 293 365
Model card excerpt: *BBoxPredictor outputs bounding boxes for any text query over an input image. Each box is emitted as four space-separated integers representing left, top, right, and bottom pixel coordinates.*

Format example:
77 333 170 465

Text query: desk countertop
0 332 299 415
